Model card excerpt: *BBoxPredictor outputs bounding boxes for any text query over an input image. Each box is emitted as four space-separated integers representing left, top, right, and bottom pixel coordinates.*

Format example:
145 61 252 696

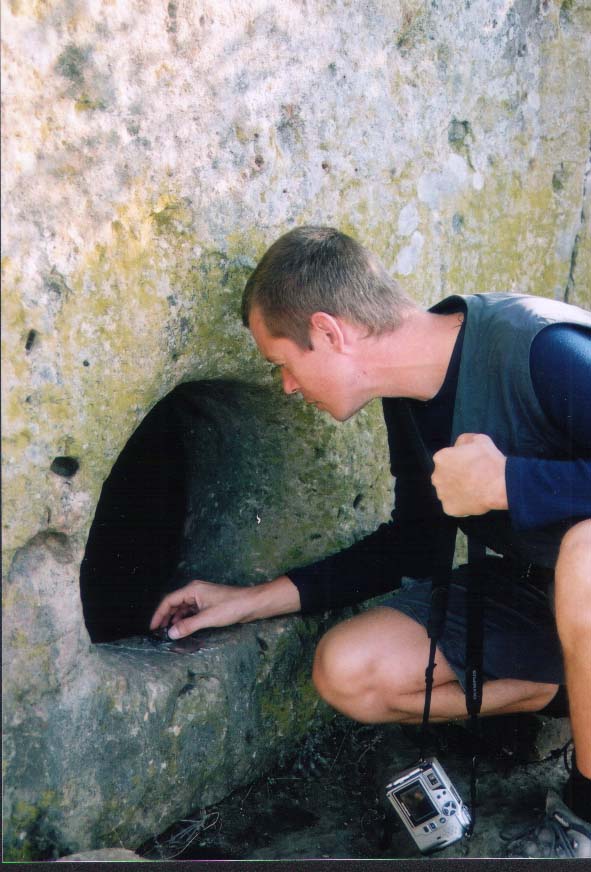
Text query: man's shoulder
457 292 591 337
464 291 590 319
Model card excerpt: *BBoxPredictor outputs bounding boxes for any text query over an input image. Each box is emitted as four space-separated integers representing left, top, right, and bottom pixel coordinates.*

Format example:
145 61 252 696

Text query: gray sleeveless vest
445 292 591 568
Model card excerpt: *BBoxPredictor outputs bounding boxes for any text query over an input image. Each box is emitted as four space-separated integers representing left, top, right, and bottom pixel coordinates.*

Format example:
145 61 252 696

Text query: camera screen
394 780 437 826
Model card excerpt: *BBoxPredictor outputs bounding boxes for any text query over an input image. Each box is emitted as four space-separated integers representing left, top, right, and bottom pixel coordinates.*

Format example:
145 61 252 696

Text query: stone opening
51 456 80 477
80 379 289 643
25 329 38 352
80 387 187 642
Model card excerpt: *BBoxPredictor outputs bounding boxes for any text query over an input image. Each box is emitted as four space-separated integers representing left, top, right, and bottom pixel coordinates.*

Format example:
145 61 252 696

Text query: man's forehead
249 307 282 359
248 306 271 344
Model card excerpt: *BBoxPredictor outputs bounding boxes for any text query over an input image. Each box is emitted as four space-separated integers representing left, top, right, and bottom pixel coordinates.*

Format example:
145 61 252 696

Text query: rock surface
2 0 590 860
58 848 146 861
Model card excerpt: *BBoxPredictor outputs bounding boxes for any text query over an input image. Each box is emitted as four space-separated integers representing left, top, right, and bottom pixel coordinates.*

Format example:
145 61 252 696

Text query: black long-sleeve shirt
289 321 591 614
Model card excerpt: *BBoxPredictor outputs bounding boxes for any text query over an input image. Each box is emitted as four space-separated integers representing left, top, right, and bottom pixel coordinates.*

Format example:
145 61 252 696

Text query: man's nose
282 370 299 395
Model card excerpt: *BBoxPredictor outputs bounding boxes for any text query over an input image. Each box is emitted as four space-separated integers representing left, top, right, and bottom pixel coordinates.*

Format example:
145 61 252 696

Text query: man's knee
555 519 591 642
311 612 417 722
311 608 444 724
558 519 591 563
312 622 373 706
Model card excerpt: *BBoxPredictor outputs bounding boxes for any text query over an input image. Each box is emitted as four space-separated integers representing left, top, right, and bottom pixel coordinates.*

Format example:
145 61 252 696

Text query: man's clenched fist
432 433 508 517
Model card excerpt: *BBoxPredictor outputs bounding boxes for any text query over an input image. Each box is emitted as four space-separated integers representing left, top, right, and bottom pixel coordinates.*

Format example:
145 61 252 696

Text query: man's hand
149 575 301 640
432 433 508 517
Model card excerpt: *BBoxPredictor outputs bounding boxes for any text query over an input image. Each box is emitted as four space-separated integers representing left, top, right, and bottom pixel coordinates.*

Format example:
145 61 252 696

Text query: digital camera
384 757 471 854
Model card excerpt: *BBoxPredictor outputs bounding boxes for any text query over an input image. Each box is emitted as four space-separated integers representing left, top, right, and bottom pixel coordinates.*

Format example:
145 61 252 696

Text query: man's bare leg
312 607 558 724
555 520 591 780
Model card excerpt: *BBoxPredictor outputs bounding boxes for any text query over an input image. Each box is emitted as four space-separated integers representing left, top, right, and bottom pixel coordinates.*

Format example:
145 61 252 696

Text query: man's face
249 306 366 421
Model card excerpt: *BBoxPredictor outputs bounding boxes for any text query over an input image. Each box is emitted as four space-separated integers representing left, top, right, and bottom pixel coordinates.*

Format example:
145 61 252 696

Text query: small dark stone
25 330 38 352
50 456 80 478
254 155 264 168
83 360 90 367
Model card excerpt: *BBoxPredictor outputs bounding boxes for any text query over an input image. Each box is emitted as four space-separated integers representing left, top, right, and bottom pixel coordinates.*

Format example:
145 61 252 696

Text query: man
151 226 591 858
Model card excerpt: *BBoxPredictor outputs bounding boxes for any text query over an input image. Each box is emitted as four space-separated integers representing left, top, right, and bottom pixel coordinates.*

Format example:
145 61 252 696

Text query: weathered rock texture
2 0 590 860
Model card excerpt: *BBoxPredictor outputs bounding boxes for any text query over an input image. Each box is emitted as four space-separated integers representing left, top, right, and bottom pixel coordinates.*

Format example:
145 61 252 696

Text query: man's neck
361 309 464 402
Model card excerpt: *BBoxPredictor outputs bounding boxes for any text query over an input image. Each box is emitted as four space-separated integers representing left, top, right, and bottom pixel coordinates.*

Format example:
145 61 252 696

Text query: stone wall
2 0 590 860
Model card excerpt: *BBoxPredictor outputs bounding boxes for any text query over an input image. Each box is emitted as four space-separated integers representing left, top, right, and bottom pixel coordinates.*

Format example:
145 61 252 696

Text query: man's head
242 225 416 349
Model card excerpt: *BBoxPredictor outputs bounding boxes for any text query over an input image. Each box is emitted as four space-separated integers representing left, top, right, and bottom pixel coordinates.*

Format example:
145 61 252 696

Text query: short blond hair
242 225 416 348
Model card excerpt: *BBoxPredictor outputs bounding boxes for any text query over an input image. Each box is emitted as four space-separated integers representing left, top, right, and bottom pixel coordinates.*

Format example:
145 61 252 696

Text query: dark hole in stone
80 387 188 643
25 329 38 352
80 380 284 644
50 456 80 477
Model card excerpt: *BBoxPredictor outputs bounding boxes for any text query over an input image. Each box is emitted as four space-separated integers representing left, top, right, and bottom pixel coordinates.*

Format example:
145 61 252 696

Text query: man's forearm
245 575 302 620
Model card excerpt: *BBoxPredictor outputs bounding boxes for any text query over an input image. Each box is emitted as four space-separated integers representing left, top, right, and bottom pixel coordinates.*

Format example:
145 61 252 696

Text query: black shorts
382 557 564 690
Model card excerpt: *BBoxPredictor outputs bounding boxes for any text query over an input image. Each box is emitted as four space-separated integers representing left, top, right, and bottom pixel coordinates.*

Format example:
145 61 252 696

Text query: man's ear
309 312 346 351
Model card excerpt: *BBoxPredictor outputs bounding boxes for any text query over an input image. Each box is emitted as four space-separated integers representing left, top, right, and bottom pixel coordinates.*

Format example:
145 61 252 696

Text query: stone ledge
3 613 337 860
58 848 146 861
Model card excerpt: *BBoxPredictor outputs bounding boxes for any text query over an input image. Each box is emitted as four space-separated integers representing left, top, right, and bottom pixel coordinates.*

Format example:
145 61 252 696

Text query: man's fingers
150 601 179 630
150 589 196 630
167 610 219 639
454 432 480 446
149 579 252 638
170 606 197 625
150 605 171 630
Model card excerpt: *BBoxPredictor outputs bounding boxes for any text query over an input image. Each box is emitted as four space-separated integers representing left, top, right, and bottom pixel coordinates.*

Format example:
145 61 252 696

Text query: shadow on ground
138 713 571 860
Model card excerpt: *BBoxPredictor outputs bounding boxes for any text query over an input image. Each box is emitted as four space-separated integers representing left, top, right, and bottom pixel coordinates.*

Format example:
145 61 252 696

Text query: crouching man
151 227 591 858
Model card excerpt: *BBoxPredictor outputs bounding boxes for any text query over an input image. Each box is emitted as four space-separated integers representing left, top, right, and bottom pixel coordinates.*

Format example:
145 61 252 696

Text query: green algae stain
75 93 106 112
150 197 194 236
559 0 575 26
225 226 268 262
7 793 62 861
446 176 565 297
56 44 89 86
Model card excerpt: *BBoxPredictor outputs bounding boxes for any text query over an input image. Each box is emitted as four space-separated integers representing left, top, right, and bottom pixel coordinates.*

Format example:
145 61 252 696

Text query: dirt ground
138 712 571 861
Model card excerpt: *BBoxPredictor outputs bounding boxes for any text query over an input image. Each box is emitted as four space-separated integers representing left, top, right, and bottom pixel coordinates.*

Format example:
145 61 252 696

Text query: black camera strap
465 537 486 835
399 400 484 835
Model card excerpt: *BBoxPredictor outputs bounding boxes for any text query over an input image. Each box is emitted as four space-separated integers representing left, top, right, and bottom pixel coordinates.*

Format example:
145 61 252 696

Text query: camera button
442 800 458 816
